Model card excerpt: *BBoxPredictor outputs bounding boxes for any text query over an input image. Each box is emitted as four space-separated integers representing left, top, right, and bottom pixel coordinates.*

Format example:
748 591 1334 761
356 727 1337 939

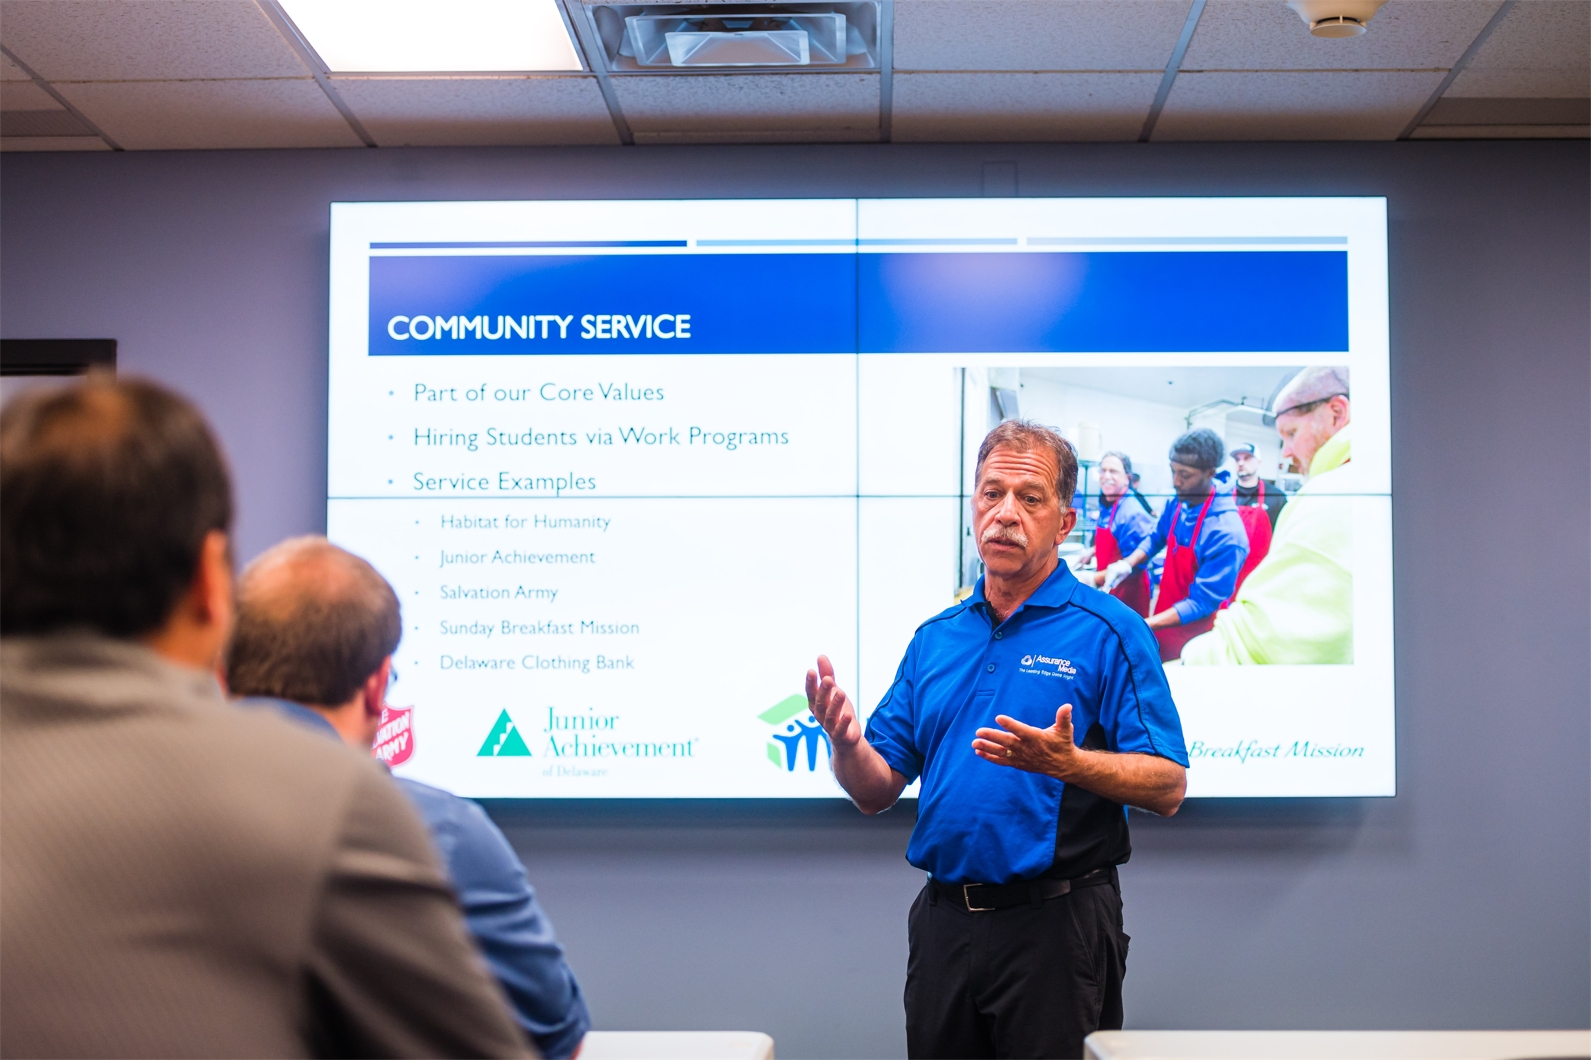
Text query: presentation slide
327 197 1393 799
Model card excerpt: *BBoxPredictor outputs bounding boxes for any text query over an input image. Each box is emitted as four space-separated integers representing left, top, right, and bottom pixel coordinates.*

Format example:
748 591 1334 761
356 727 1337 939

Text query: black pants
904 874 1128 1060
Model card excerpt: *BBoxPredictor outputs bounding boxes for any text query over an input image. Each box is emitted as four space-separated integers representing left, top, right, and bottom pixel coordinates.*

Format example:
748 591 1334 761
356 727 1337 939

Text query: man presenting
1182 367 1353 665
226 536 591 1059
806 420 1188 1060
1101 429 1249 661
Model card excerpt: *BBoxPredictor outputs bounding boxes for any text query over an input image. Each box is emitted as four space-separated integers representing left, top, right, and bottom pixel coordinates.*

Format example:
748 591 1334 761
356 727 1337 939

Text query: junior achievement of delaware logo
476 707 698 760
760 695 831 772
1019 654 1078 678
478 709 532 757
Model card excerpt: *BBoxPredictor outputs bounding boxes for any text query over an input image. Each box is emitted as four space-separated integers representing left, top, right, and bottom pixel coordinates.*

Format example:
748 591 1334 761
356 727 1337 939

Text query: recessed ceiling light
277 0 583 72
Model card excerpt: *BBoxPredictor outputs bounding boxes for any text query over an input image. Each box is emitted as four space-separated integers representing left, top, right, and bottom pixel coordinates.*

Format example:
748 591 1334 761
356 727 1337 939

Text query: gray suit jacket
0 635 534 1059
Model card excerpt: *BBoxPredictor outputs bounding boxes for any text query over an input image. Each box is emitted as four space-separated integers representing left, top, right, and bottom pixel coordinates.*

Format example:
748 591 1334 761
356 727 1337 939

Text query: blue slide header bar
368 249 1348 356
859 251 1348 353
369 254 857 355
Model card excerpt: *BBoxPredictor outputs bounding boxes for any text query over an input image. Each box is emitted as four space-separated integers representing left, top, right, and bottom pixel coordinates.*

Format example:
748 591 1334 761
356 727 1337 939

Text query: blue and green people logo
761 695 831 772
477 709 532 757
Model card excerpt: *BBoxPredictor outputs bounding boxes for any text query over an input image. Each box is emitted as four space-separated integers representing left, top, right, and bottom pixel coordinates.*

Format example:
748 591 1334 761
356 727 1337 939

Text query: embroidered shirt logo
1019 654 1078 678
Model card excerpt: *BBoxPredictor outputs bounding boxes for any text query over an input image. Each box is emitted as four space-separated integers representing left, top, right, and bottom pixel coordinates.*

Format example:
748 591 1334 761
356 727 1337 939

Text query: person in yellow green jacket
1181 367 1352 666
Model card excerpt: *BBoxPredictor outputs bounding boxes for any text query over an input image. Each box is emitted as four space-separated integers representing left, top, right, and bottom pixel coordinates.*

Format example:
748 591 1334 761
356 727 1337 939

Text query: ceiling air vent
629 12 844 66
588 3 880 72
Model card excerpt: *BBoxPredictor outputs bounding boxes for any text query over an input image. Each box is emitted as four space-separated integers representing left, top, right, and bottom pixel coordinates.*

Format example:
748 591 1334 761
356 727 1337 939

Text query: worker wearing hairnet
1181 367 1354 666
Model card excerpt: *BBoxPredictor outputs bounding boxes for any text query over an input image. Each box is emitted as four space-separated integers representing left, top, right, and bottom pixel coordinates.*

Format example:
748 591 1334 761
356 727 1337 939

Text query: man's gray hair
1099 450 1134 478
975 420 1079 509
1274 366 1350 418
225 536 401 706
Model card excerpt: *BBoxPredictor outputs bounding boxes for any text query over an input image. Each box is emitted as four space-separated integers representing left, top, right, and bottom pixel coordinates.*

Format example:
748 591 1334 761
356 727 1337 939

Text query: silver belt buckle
963 883 995 913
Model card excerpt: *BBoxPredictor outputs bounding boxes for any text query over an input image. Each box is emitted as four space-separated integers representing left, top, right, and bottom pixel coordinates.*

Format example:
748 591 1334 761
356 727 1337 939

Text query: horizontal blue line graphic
696 239 856 246
858 238 1019 246
1028 236 1348 246
370 240 689 249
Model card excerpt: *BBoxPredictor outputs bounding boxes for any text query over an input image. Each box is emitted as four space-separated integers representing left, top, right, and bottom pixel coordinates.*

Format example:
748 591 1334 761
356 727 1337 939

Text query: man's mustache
981 524 1030 548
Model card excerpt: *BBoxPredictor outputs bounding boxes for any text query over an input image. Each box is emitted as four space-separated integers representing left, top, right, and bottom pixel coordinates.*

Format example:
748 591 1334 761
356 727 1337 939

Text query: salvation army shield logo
373 706 414 767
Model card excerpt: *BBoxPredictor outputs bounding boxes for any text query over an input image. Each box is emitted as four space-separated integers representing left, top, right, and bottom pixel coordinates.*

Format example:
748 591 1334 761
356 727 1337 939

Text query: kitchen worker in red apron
1075 451 1156 616
1102 429 1248 661
1227 442 1285 594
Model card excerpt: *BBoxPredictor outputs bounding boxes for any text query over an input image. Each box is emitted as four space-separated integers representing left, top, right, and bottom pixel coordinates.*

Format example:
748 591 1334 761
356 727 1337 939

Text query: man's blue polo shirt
865 563 1188 885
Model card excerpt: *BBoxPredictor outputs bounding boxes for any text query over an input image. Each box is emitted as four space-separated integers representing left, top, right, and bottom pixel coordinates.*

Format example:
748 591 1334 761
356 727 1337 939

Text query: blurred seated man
1182 367 1353 665
226 536 590 1060
0 377 529 1059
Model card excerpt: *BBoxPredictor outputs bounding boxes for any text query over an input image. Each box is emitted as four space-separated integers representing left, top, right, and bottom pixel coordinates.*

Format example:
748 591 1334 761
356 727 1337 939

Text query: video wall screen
327 197 1393 799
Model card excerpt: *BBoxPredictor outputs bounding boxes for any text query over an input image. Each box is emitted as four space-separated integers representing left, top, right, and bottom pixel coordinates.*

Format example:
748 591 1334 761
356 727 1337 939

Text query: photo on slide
955 365 1355 667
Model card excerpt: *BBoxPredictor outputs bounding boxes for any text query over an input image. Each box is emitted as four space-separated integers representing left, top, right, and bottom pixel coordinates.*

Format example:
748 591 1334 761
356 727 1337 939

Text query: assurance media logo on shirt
1019 654 1078 678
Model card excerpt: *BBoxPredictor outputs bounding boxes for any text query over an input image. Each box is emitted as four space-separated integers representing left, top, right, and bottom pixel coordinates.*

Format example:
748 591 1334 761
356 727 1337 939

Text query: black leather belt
931 866 1116 913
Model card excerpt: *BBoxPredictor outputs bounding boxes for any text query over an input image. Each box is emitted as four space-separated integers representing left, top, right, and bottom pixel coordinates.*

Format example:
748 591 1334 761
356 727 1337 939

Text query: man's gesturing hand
805 654 863 750
972 703 1081 778
803 655 907 815
972 702 1189 816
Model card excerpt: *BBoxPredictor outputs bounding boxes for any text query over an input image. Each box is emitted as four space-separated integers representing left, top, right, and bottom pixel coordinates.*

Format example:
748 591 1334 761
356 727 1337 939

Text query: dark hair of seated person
0 374 233 637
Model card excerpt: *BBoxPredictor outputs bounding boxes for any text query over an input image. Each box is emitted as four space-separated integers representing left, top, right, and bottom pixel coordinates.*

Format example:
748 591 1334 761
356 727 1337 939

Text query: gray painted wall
3 142 1586 1059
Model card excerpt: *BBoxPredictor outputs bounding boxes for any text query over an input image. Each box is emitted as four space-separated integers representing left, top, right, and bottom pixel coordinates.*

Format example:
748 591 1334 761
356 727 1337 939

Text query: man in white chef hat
1181 366 1353 665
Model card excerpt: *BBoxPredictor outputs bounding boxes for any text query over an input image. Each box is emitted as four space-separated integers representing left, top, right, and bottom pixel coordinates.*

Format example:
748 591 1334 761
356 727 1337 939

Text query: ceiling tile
0 79 62 111
333 77 619 145
893 0 1189 72
613 73 878 138
1181 0 1502 71
892 72 1158 140
2 53 33 80
55 78 362 149
1448 0 1590 97
0 135 111 151
1154 69 1444 139
0 0 307 81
